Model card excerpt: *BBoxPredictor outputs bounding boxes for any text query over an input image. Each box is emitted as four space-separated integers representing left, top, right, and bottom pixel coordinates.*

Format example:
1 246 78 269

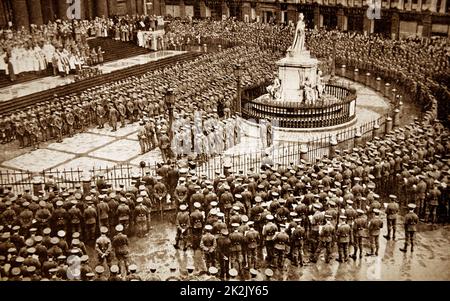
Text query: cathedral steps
0 52 201 115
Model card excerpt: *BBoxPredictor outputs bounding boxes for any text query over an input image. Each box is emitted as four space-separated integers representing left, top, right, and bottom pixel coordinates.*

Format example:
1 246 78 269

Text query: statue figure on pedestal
288 13 306 57
316 70 324 99
303 77 315 104
267 74 281 100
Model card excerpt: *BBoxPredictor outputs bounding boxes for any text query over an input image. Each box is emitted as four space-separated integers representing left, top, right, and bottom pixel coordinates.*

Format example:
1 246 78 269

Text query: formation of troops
0 18 449 281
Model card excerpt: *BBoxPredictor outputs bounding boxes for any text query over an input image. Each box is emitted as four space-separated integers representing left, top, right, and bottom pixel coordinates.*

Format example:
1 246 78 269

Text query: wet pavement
84 211 450 281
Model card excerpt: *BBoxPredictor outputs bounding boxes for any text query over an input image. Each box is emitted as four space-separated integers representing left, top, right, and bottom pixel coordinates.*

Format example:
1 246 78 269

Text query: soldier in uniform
229 223 244 272
216 228 231 280
244 221 259 269
137 125 147 154
273 225 289 268
116 100 127 128
190 202 204 250
384 195 399 240
83 202 97 243
336 215 351 262
112 224 129 270
134 198 150 238
400 204 419 252
95 227 113 265
367 209 383 256
200 224 216 270
68 200 82 236
96 102 106 129
174 204 190 251
108 104 118 132
262 214 278 266
313 215 335 263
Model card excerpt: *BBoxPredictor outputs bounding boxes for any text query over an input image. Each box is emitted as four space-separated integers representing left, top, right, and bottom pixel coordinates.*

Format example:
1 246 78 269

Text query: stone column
200 1 207 18
391 12 399 39
179 0 186 18
398 0 404 10
82 178 91 196
85 0 95 19
12 0 30 29
417 0 422 11
28 0 44 25
108 0 118 16
422 13 432 38
57 0 69 20
385 117 393 133
363 14 373 34
41 0 55 23
287 4 296 24
430 0 437 12
97 0 109 17
440 0 447 13
127 0 137 15
160 0 166 16
313 5 320 28
136 0 144 14
337 8 344 30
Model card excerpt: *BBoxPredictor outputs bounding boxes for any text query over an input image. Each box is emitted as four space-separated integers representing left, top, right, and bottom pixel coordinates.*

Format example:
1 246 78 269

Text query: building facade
0 0 449 38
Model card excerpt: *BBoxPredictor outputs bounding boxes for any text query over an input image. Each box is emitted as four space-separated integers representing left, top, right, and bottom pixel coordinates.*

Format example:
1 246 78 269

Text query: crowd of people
0 20 107 81
0 17 449 281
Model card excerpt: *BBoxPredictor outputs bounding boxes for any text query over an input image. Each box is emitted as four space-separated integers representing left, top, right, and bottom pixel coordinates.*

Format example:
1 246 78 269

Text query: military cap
346 200 354 205
39 200 46 207
72 232 80 239
27 247 36 254
95 266 105 274
57 230 66 238
229 268 238 277
11 267 21 276
136 197 143 204
217 212 225 218
241 215 249 223
25 238 34 247
389 195 397 200
210 201 218 207
115 224 124 232
339 215 347 220
208 267 218 275
100 226 108 234
81 255 89 262
231 223 240 228
50 237 59 244
373 209 380 214
407 203 416 209
110 265 120 274
265 268 274 277
11 225 20 232
193 202 201 209
220 229 229 236
129 264 138 272
2 233 12 240
22 201 30 207
313 203 321 209
6 247 16 254
266 214 274 221
204 225 213 231
254 196 262 203
179 204 187 211
34 235 43 243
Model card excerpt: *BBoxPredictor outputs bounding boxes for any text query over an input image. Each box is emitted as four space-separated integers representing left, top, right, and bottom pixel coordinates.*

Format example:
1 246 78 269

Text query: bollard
340 65 346 77
218 45 222 52
385 116 393 133
329 140 338 158
300 144 308 162
32 178 43 196
384 83 390 98
391 88 397 103
376 77 381 91
372 123 380 139
354 68 359 82
393 108 401 127
365 72 371 87
203 43 207 53
82 177 91 196
354 132 362 147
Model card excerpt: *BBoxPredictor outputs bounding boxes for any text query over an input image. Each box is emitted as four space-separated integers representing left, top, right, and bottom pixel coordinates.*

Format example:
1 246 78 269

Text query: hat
266 214 274 221
129 264 137 272
110 265 119 274
373 209 380 214
100 226 108 234
80 255 89 262
50 237 59 244
220 229 229 236
57 230 66 238
194 202 201 209
179 204 187 211
356 209 364 215
208 267 218 275
389 195 397 200
339 215 347 220
210 201 218 207
346 200 354 205
115 224 124 232
229 268 238 277
204 225 213 231
265 268 274 277
407 203 416 209
25 238 34 247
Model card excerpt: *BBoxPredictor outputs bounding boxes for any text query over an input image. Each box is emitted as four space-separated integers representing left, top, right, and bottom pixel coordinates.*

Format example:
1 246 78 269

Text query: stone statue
289 13 306 57
316 70 324 99
267 75 281 100
303 76 314 104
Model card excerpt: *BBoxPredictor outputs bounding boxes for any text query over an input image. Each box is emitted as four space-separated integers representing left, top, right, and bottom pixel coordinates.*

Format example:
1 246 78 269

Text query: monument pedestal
277 50 318 102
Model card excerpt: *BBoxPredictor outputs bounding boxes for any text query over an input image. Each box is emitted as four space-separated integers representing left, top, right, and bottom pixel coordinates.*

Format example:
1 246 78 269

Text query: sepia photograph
0 0 449 285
